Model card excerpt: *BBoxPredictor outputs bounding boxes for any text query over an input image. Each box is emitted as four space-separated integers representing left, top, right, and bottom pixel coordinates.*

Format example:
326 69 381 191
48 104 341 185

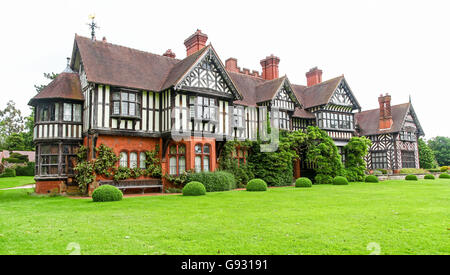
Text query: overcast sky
1 0 449 138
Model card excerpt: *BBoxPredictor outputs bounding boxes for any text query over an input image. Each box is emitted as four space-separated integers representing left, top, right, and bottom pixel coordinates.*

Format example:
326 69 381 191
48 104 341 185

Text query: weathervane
87 14 99 40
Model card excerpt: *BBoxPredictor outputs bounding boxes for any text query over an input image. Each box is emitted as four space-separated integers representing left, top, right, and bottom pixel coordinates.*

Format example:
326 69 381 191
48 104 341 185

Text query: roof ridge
227 70 267 81
76 34 181 62
357 102 410 114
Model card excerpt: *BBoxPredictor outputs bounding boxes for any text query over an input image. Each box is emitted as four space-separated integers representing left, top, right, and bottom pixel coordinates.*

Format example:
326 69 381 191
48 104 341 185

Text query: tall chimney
163 49 176 58
260 55 280 80
184 29 208 57
225 58 239 73
306 67 323 87
378 93 393 130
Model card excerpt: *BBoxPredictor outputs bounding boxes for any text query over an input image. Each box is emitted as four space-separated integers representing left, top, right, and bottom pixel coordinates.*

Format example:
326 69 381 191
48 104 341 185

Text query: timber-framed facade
28 29 424 194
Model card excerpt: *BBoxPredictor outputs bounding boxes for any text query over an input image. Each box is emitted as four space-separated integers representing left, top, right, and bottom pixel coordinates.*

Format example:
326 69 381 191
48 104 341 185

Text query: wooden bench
99 179 163 194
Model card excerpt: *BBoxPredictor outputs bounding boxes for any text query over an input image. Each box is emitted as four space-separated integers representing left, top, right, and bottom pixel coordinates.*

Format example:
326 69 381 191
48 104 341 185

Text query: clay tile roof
229 72 266 106
293 76 344 109
75 35 179 91
255 77 286 103
355 103 411 136
29 72 83 105
293 108 316 119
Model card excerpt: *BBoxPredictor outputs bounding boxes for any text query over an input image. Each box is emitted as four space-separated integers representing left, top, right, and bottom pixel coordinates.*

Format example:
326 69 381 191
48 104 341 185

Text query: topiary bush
182 181 206 196
428 169 440 173
405 174 418 181
439 173 450 179
424 174 435 180
0 168 16 178
295 177 312 188
365 175 379 183
440 166 449 172
246 179 267 192
332 176 349 185
187 171 236 192
92 185 123 202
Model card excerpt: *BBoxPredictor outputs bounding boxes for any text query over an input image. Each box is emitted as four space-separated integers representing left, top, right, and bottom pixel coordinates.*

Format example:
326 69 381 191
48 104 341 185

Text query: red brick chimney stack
184 29 208 57
306 67 323 87
260 55 280 80
225 58 240 73
378 93 393 130
163 49 176 58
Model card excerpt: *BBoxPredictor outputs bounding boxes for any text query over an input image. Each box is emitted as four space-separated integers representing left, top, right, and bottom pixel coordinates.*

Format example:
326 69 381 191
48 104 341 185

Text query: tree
343 137 372 182
0 101 24 147
428 136 450 166
21 108 35 150
4 133 26 151
418 138 438 169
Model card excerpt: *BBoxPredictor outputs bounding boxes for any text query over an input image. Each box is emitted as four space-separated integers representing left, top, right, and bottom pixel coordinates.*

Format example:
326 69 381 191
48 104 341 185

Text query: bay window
189 96 217 121
318 112 353 130
39 145 59 175
63 103 82 122
112 90 141 118
38 103 59 122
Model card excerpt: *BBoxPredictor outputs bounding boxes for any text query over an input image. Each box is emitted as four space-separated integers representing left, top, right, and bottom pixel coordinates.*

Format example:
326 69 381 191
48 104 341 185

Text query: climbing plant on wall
343 136 372 182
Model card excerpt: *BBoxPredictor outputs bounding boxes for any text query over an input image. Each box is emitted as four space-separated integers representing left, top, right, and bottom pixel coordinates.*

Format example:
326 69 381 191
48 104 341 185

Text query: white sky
1 0 449 138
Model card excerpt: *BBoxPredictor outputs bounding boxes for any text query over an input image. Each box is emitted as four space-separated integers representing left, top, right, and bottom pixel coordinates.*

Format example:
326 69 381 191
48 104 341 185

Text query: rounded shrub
92 185 123 202
295 177 312 188
424 174 435 180
182 181 206 196
365 175 379 183
405 174 418 181
439 173 450 179
440 166 449 172
187 171 236 192
246 179 267 192
332 176 349 185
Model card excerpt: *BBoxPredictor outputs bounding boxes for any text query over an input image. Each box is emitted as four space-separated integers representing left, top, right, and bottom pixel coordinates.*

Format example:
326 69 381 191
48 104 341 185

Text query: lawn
0 176 35 189
0 179 449 255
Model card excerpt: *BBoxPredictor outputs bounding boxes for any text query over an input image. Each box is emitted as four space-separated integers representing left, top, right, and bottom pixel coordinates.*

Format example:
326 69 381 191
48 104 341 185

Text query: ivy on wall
343 137 372 182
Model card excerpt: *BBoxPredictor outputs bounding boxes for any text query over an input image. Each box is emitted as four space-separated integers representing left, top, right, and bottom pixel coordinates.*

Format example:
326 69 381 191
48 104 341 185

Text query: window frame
189 96 217 122
318 111 354 130
194 144 211 172
401 150 416 168
63 103 82 122
371 151 388 169
168 144 186 176
111 89 142 119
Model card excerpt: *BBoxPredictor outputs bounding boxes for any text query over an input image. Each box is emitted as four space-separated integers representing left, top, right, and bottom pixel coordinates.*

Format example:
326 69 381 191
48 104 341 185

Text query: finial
409 94 412 103
87 14 99 40
66 57 70 67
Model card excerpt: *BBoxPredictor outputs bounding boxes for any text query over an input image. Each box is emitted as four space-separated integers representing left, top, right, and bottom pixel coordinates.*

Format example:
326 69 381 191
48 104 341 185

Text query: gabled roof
28 72 83 105
73 35 179 91
292 76 344 109
355 102 424 136
293 108 316 119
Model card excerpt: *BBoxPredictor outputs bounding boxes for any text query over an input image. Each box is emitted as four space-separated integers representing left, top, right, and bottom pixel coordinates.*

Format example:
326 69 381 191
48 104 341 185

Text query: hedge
0 168 16 178
246 179 267 191
92 185 123 202
440 166 449 172
15 162 35 176
182 181 206 196
439 173 450 179
365 175 379 183
332 176 349 185
424 174 435 180
295 177 312 188
187 171 236 192
405 174 418 181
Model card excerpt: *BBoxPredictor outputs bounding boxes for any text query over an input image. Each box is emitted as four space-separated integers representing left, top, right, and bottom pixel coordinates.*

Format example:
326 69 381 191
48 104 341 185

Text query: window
194 144 211 172
139 152 146 169
400 131 416 142
130 152 138 168
401 151 416 168
61 145 78 175
233 146 248 166
318 112 353 130
112 90 141 118
39 145 59 175
63 103 82 122
189 96 217 121
168 144 186 175
372 151 388 169
119 152 128 168
233 107 244 128
38 103 59 122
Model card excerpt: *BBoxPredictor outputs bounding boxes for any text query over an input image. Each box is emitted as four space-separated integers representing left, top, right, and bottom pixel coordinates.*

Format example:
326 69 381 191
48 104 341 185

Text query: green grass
0 176 35 189
0 179 449 255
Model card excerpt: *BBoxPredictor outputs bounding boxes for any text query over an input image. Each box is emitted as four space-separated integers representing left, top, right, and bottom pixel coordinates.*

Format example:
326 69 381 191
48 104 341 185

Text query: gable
272 83 297 110
401 104 424 136
328 79 361 111
174 47 242 100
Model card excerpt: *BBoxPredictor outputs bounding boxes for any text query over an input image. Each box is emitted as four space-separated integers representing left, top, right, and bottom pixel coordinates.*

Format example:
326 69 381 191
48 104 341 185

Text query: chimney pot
305 67 323 87
184 29 208 57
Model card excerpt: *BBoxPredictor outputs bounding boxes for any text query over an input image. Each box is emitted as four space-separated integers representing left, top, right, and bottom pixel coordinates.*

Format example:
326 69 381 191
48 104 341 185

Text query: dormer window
111 89 141 118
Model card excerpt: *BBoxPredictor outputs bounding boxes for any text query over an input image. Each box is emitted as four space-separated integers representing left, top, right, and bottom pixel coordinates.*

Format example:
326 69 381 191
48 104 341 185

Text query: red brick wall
35 180 64 194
